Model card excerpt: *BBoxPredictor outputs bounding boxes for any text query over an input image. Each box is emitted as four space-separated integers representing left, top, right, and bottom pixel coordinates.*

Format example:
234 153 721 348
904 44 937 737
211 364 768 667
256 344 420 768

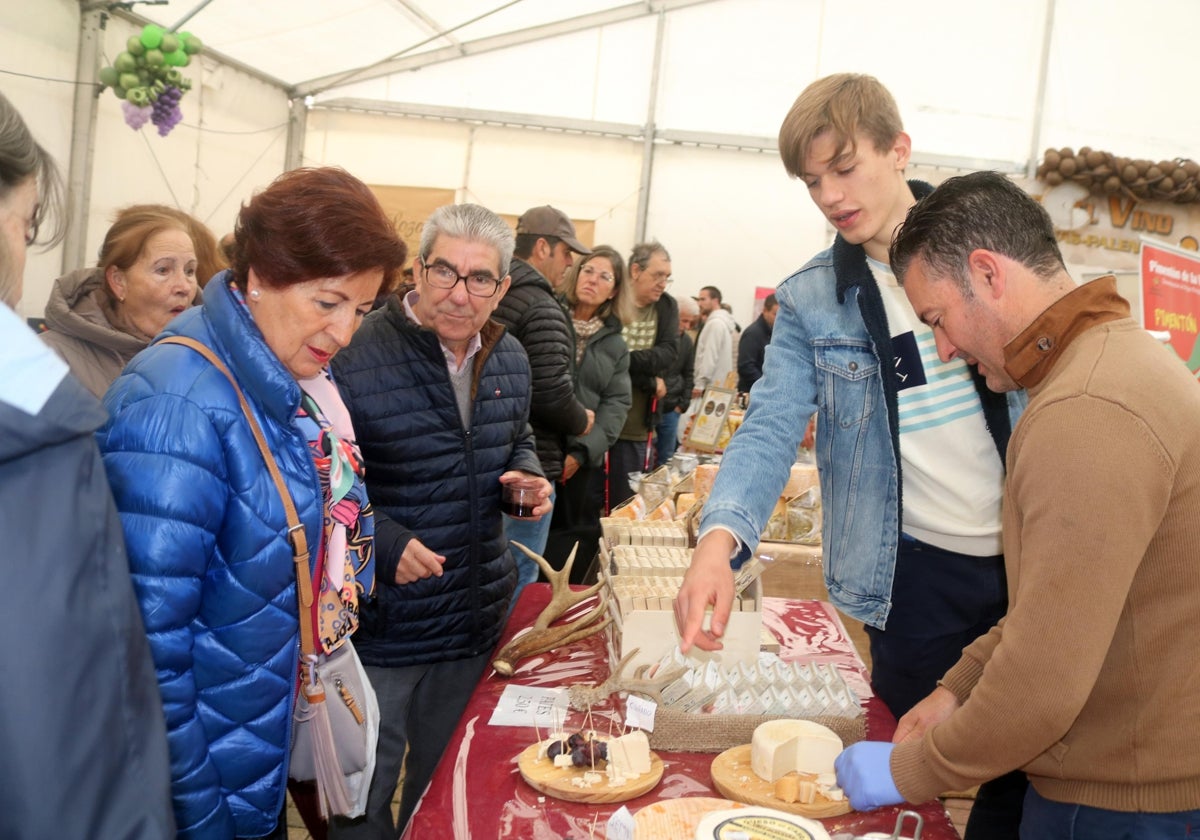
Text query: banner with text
1139 238 1200 376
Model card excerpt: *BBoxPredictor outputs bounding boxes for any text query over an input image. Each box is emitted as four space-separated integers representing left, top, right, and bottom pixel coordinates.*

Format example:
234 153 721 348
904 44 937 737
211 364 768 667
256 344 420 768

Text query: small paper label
625 695 657 732
487 685 568 728
606 805 634 840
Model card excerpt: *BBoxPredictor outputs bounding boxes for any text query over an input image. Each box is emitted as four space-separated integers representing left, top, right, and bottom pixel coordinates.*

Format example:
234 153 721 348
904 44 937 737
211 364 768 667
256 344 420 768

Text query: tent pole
635 9 667 243
1026 0 1057 179
284 97 308 171
169 0 216 33
63 3 103 274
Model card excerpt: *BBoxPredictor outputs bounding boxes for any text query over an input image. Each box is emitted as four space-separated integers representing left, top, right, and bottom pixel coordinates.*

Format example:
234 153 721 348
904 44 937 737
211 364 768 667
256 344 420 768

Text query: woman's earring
249 289 261 300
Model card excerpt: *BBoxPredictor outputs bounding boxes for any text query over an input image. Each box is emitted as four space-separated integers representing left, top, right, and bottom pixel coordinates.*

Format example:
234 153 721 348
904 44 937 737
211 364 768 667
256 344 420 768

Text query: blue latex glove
835 741 904 811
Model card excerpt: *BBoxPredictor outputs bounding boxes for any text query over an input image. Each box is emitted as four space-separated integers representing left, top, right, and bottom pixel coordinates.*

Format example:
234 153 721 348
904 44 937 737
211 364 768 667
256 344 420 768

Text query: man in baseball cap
515 205 592 284
492 205 595 601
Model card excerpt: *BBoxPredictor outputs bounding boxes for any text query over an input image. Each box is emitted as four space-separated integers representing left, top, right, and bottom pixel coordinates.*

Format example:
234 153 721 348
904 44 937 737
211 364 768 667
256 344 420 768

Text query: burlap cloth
648 709 864 753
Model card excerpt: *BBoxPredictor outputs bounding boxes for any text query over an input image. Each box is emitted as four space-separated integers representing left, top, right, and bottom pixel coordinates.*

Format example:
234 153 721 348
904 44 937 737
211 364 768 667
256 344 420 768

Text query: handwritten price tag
625 695 657 732
606 805 634 840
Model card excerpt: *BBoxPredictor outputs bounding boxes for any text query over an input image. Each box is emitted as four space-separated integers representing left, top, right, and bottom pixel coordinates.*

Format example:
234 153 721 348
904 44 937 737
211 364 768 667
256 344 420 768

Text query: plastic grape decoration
99 25 202 137
151 86 184 136
121 101 153 131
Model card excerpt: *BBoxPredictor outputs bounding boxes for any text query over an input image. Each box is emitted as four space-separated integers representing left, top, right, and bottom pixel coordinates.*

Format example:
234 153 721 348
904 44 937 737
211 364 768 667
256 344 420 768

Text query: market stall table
402 585 961 839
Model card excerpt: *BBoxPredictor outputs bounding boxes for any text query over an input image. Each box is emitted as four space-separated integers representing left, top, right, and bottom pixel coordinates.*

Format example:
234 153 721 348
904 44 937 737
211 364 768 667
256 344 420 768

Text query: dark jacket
565 312 632 468
662 330 694 413
626 291 680 430
331 299 542 665
737 313 772 393
0 315 175 840
100 274 324 839
490 258 589 480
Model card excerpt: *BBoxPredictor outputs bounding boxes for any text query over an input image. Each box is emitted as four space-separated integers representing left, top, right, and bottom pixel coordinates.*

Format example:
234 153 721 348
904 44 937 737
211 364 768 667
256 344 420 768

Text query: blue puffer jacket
331 299 542 666
98 274 321 840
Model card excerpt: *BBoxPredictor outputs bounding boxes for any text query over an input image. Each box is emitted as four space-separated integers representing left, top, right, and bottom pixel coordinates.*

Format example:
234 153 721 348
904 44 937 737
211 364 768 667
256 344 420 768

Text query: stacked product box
593 536 864 753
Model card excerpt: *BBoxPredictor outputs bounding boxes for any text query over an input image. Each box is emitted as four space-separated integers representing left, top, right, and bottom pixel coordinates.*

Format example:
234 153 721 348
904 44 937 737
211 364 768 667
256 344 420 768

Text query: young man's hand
673 529 736 652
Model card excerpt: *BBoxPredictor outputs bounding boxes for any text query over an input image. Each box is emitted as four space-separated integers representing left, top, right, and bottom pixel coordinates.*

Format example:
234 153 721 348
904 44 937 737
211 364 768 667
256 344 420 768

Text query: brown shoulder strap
159 336 318 657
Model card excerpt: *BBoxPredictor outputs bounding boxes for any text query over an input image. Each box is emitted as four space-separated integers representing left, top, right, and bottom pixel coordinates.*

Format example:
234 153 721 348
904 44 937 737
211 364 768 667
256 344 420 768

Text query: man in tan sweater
835 170 1200 837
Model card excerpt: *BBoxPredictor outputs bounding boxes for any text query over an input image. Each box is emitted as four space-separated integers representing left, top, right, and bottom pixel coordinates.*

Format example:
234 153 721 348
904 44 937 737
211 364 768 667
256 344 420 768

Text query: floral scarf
296 372 375 655
572 316 605 365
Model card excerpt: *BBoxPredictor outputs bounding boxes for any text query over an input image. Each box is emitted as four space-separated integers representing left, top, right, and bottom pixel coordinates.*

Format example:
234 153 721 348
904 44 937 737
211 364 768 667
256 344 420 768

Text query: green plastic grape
140 24 164 50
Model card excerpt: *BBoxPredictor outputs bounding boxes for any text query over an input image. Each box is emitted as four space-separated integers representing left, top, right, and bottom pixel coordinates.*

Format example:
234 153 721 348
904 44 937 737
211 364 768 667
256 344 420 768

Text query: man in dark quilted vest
330 203 551 840
492 205 594 600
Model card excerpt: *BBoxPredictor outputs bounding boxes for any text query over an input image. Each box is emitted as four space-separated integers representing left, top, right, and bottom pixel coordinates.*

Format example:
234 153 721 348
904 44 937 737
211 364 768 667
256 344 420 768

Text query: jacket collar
833 179 934 304
181 272 302 427
508 258 552 293
1004 275 1130 390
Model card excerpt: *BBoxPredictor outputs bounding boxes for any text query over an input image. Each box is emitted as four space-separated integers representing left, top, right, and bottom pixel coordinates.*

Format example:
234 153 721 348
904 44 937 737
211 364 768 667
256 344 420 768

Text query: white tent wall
3 7 290 320
3 0 83 320
6 0 1200 328
88 16 290 267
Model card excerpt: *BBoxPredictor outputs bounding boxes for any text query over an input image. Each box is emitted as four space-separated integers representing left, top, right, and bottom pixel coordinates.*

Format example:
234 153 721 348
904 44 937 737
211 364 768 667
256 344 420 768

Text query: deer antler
568 648 688 710
492 541 612 677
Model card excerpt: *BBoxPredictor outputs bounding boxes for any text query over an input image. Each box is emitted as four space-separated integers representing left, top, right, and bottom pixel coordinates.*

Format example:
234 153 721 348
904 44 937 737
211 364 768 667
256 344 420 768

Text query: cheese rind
750 719 843 782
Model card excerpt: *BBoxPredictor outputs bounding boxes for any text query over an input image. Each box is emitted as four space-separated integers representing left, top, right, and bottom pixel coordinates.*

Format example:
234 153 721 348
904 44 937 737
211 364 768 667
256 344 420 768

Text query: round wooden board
634 797 748 840
710 744 852 819
516 742 664 804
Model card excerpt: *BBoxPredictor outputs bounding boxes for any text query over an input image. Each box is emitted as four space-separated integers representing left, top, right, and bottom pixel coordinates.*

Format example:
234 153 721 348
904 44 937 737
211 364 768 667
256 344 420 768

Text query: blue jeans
1021 786 1200 839
505 488 555 611
328 653 491 840
656 407 682 466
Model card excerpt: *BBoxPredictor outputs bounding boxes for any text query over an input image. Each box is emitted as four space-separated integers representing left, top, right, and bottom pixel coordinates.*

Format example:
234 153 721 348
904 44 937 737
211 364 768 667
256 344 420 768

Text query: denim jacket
701 192 1025 629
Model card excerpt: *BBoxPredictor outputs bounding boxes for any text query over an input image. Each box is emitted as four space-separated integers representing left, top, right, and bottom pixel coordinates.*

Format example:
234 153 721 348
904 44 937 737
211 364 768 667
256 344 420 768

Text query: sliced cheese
750 719 843 783
607 729 652 778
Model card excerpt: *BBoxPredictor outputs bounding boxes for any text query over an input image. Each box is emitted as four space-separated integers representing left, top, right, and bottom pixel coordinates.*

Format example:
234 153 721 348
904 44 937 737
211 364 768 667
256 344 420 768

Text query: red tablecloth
402 584 960 839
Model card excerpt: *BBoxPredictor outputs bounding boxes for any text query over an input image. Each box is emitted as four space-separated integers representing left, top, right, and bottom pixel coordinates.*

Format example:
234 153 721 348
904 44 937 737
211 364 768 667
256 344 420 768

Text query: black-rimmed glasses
421 258 503 298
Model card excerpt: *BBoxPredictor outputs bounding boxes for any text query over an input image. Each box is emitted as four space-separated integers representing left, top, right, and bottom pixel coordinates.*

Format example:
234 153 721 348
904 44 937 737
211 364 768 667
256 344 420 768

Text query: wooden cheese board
516 741 664 804
710 744 852 819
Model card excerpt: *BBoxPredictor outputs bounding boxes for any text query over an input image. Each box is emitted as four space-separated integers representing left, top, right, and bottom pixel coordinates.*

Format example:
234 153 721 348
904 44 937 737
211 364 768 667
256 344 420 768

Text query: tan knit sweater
892 277 1200 812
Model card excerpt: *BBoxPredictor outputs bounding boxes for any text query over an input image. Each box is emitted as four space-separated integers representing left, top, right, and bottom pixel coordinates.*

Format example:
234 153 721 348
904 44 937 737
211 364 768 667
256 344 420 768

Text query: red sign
1139 239 1200 377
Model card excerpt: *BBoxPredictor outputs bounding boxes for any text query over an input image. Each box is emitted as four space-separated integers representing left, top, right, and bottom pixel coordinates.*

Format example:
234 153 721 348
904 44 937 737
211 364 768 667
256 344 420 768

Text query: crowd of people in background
4 61 1200 840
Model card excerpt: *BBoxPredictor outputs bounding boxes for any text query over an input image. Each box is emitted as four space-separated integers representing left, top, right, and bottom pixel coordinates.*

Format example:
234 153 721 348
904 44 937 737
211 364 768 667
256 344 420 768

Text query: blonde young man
673 75 1026 838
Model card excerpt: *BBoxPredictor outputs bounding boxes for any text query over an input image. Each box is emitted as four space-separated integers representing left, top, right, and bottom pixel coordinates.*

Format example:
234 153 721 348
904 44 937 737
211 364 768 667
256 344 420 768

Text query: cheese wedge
607 729 652 778
750 720 843 783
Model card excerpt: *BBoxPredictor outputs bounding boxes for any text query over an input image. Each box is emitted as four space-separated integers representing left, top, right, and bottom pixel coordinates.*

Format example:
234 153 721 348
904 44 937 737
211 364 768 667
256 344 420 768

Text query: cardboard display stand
684 386 736 452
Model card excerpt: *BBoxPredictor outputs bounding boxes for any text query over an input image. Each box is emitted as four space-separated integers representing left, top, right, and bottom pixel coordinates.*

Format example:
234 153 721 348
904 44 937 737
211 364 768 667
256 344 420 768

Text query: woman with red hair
98 167 407 839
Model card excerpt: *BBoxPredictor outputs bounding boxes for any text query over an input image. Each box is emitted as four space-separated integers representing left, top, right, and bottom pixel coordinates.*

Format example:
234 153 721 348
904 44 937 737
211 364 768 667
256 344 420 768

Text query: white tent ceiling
117 0 1200 172
125 0 700 94
8 0 1200 320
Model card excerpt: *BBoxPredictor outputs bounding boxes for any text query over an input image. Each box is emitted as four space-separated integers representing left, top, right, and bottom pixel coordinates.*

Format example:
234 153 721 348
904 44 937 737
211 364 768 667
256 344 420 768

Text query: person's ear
968 249 1006 300
892 131 912 170
106 265 127 303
